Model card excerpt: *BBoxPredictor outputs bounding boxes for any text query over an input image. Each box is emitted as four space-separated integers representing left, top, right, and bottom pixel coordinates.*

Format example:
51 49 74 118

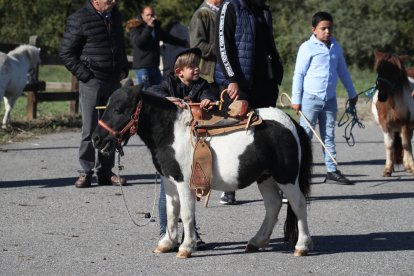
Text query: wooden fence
1 36 136 120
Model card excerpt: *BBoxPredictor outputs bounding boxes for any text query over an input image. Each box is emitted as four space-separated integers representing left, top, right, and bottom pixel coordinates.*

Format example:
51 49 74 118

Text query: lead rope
337 84 377 146
337 99 365 147
116 150 158 227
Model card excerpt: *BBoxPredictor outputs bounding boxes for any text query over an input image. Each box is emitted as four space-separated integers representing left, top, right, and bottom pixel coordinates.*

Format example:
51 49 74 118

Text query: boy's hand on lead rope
349 95 358 106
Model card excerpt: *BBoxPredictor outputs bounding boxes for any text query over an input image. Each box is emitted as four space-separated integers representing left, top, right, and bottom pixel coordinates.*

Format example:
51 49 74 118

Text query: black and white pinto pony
92 80 313 258
0 44 41 128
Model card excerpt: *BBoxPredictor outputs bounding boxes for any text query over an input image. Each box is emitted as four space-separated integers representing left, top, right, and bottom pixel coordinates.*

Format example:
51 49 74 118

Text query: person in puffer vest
214 0 284 204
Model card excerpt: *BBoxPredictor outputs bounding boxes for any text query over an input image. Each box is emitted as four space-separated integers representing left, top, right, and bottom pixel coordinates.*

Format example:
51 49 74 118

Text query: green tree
152 0 201 30
1 0 413 68
0 0 147 54
271 0 414 67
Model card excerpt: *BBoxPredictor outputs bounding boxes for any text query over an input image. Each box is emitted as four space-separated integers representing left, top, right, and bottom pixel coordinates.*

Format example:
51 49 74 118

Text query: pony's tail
284 123 313 246
284 204 298 245
392 132 403 165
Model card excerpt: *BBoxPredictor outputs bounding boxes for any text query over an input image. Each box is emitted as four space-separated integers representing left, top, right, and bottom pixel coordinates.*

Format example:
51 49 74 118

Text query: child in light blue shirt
291 11 358 185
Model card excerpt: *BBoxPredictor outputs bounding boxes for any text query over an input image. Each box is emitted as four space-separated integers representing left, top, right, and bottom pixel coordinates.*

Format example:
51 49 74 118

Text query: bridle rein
98 100 143 154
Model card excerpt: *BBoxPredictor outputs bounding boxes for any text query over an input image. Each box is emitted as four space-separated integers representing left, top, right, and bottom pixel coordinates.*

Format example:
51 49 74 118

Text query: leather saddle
168 91 263 202
190 100 262 136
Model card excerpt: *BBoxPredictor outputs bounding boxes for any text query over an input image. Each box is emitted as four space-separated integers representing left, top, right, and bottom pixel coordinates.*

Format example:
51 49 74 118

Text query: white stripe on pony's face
371 91 380 126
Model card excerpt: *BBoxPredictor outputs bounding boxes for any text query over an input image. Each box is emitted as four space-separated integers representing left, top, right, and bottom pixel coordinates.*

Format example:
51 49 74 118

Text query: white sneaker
220 191 236 205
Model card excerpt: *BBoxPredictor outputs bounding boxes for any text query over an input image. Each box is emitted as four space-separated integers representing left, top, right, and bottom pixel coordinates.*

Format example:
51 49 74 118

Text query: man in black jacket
59 0 129 188
130 6 187 88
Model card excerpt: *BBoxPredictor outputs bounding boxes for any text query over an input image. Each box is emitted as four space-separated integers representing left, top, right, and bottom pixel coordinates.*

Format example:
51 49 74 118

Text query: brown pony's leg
383 132 394 177
401 126 414 173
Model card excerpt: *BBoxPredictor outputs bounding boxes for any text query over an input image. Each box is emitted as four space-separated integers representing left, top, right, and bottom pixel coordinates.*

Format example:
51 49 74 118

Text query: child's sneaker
220 191 236 205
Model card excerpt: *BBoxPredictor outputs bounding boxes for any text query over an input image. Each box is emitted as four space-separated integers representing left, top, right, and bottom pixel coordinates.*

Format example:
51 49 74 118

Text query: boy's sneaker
220 191 236 205
325 170 354 185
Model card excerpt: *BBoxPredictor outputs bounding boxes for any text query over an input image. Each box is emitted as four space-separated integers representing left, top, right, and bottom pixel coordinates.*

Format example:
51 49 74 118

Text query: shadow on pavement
312 231 414 254
313 159 385 166
1 144 145 152
193 231 414 257
311 192 414 201
0 173 157 188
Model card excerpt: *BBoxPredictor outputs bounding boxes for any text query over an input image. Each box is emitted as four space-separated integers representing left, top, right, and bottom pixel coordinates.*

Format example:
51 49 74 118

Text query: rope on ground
116 151 158 227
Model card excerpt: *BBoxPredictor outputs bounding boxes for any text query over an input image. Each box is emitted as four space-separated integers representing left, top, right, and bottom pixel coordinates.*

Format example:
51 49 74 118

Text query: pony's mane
140 90 178 110
9 45 38 56
8 44 41 68
138 90 192 125
375 52 409 88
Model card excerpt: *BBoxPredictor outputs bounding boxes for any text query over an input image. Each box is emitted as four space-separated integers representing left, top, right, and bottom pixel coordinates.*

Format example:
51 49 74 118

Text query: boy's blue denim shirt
291 35 357 105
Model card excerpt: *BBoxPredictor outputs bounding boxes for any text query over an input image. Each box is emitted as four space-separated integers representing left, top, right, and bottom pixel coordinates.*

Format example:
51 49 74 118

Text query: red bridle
98 100 143 145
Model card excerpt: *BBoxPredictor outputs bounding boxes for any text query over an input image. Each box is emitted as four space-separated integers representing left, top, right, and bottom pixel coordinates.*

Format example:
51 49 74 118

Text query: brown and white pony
371 50 414 176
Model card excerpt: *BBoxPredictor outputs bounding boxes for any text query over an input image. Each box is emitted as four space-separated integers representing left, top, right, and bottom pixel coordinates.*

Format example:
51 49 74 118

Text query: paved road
1 120 413 275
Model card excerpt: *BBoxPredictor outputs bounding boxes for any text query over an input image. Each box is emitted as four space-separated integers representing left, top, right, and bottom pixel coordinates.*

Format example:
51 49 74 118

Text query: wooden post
26 91 37 120
69 75 79 115
26 35 41 120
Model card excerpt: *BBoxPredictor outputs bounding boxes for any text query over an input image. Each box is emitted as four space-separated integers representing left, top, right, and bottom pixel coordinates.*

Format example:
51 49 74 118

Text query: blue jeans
134 67 162 89
300 95 338 172
159 177 167 236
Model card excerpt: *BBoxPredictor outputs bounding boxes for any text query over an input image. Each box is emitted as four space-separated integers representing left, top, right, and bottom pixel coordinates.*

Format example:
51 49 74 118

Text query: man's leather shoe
75 174 92 188
98 173 127 186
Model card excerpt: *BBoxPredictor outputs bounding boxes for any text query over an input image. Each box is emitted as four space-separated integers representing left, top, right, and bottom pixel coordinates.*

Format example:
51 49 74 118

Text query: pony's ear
122 78 134 87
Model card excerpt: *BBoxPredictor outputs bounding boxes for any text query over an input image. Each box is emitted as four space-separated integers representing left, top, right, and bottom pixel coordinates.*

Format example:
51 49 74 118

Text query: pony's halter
98 100 143 154
376 75 397 90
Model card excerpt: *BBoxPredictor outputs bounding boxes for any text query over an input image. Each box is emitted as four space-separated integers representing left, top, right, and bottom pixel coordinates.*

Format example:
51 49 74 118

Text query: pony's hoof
293 248 309 256
176 250 191 259
153 245 170 253
245 244 260 253
383 172 392 177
